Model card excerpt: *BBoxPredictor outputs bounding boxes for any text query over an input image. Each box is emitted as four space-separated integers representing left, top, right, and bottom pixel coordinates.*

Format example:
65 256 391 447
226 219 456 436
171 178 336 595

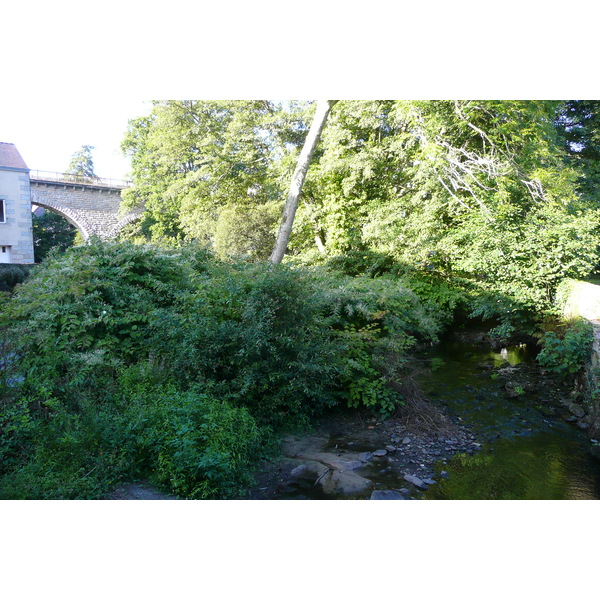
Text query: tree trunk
270 100 336 264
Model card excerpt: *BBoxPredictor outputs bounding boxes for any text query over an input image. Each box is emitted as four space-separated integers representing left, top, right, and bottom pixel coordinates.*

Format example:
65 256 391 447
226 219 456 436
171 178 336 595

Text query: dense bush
0 384 262 499
0 264 33 292
0 240 446 498
536 319 594 377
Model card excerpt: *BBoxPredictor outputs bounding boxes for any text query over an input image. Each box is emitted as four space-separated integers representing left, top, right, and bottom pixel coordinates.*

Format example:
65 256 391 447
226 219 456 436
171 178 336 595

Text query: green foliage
1 241 442 497
400 272 467 327
66 145 97 179
119 99 600 326
431 358 445 371
324 248 396 278
338 324 403 418
537 319 593 377
309 269 444 416
555 101 600 206
213 201 282 260
32 210 77 262
0 264 32 292
115 384 262 499
0 383 261 499
120 100 298 244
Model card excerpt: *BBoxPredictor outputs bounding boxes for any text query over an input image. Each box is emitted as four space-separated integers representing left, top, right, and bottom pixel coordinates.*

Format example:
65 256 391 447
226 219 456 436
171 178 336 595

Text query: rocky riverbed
245 332 599 500
244 408 483 500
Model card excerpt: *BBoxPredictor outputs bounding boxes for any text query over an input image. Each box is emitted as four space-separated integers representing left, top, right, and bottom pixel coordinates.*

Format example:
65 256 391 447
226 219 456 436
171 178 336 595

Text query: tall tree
270 100 337 264
32 210 77 262
66 145 97 179
121 100 292 245
555 100 600 204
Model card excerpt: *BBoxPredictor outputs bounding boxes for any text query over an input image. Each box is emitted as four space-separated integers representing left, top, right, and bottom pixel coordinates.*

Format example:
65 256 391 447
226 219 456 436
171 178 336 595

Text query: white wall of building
0 166 35 264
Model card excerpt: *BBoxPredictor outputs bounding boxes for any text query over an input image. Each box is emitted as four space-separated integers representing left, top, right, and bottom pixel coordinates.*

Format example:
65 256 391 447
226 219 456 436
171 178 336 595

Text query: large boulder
318 470 373 495
370 490 406 500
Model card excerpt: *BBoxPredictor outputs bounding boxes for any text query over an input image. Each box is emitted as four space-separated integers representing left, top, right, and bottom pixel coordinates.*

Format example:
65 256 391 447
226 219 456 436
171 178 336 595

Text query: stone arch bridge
29 171 142 241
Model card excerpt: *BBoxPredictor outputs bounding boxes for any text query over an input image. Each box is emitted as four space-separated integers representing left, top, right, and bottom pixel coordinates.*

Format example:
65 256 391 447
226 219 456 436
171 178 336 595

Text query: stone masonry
559 278 600 438
30 179 140 241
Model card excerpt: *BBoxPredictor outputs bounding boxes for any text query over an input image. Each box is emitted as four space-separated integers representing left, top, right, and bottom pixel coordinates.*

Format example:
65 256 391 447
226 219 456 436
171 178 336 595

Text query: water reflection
418 339 600 500
424 432 600 500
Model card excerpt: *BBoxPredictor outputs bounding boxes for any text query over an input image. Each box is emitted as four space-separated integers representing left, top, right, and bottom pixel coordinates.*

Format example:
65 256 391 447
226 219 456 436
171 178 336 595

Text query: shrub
117 385 262 499
324 248 397 278
0 384 262 499
0 264 33 292
149 261 346 428
536 319 594 377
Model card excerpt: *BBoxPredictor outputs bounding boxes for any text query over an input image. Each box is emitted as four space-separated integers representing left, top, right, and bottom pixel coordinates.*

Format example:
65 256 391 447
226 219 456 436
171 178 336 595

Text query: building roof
0 142 28 170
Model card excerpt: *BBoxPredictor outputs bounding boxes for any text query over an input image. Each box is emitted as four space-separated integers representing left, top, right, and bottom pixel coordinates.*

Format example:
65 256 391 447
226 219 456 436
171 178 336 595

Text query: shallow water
418 338 600 500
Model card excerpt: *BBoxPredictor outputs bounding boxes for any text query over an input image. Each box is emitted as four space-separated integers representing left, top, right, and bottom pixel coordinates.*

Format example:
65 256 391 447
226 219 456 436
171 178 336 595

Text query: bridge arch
106 211 143 239
28 173 142 241
31 198 95 241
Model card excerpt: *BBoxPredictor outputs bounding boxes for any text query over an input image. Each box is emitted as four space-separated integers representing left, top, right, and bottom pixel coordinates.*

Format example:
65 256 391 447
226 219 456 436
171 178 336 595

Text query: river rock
319 470 372 495
373 449 387 457
568 403 586 418
338 459 364 471
358 452 373 463
422 478 437 485
370 490 406 500
404 474 428 490
390 434 401 443
290 464 308 477
386 445 397 452
402 437 411 444
298 452 363 472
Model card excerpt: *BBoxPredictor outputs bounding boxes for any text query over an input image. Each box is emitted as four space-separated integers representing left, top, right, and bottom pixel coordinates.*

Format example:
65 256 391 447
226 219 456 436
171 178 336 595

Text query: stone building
0 143 34 264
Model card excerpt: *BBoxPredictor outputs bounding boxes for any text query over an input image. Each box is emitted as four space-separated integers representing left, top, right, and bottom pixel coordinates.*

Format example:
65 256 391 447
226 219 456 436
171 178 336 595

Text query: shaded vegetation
0 264 33 292
32 210 77 263
0 241 442 498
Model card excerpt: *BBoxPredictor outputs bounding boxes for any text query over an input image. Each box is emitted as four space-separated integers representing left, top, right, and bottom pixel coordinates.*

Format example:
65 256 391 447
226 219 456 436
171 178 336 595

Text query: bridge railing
29 170 131 189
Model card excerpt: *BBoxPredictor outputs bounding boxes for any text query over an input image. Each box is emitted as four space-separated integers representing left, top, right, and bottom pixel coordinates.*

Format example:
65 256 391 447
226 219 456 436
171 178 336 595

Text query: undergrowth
0 240 445 499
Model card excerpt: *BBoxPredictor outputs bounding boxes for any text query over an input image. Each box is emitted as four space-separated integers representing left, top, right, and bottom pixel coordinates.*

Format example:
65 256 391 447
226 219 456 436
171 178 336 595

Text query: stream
416 338 600 500
255 335 600 500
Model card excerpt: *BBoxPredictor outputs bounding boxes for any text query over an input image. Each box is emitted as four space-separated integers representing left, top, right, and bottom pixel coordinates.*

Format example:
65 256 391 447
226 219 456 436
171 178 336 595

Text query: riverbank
243 401 482 500
242 329 600 500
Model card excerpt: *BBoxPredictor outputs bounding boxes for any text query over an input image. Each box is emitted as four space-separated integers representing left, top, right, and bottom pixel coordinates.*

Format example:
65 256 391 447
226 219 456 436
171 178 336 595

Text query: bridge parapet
29 170 131 190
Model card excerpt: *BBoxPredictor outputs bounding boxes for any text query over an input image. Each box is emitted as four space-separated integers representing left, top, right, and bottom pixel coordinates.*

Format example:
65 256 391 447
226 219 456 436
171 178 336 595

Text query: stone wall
559 279 600 437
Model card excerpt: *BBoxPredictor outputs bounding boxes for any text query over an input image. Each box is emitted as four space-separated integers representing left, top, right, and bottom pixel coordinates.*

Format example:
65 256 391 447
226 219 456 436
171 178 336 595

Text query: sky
0 98 150 181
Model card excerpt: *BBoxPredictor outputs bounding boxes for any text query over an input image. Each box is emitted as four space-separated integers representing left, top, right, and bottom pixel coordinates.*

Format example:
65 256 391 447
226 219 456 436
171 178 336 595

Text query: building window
0 199 5 223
